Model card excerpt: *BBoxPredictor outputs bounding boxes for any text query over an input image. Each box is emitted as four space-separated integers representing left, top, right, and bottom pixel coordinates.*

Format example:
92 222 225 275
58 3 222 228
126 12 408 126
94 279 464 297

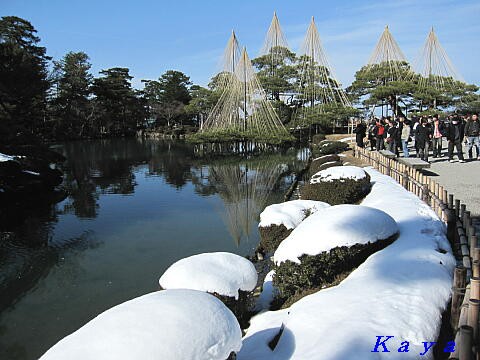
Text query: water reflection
0 138 306 360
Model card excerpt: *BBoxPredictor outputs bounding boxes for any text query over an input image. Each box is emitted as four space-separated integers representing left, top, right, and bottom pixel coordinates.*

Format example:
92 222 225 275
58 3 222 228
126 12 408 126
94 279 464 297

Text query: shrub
259 224 293 253
213 291 253 330
311 133 326 144
311 140 349 157
301 173 371 205
273 235 397 303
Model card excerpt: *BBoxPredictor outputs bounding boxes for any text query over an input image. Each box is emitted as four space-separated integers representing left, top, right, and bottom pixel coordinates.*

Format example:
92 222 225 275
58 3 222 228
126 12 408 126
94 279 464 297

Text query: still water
0 138 307 360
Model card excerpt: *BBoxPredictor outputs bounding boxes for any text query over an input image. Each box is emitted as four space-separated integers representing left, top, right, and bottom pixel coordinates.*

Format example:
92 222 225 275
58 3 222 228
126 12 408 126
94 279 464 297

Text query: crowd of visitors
353 113 480 163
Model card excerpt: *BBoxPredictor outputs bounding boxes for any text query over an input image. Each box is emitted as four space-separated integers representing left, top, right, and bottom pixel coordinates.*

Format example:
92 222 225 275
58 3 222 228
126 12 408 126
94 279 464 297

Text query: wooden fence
353 145 479 360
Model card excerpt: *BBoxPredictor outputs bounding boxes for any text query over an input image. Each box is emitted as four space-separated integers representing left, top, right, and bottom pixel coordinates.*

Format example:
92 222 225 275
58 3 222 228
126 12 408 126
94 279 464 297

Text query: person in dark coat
415 118 432 162
385 119 398 154
446 115 465 162
367 120 377 150
353 120 367 148
464 114 480 160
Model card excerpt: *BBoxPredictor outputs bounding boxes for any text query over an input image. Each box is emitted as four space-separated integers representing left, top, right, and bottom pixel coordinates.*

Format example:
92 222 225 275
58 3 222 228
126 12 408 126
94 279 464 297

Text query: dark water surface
0 138 307 360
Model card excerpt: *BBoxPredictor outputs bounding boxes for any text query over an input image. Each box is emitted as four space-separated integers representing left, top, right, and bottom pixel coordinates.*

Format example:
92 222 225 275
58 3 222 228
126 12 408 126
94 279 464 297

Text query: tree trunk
387 95 406 118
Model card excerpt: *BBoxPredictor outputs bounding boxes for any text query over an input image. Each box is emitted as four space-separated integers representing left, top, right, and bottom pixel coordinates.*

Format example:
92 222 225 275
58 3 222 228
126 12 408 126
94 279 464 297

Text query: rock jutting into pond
0 148 65 207
40 289 242 360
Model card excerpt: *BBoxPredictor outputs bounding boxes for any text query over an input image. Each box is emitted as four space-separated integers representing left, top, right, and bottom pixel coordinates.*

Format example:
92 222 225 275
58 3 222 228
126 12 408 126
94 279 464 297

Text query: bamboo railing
353 145 479 360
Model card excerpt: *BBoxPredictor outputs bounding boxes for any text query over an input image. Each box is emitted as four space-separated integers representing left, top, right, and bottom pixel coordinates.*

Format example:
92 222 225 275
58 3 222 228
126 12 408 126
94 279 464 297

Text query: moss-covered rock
301 173 371 205
311 140 349 157
273 236 396 303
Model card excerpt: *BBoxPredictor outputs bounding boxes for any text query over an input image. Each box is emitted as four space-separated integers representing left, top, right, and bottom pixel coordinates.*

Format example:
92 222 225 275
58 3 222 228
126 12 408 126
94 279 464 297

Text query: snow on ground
259 200 330 230
273 204 398 264
41 289 242 360
238 168 455 360
0 152 15 162
255 270 277 311
159 252 257 299
310 165 367 184
340 136 355 142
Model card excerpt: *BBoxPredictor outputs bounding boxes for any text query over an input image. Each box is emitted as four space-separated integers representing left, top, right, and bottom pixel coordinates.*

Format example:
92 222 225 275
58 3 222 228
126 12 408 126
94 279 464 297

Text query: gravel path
410 139 480 218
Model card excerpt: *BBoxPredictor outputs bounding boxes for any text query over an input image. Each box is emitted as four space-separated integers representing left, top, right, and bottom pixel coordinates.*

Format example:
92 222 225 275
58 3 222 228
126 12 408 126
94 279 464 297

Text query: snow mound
238 168 455 360
274 204 398 264
259 200 330 230
159 252 257 299
310 165 367 184
0 152 15 162
40 289 242 360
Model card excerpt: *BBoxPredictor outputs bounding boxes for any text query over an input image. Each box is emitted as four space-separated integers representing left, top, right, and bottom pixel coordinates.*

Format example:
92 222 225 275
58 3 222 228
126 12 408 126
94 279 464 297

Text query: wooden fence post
452 266 467 330
459 325 474 360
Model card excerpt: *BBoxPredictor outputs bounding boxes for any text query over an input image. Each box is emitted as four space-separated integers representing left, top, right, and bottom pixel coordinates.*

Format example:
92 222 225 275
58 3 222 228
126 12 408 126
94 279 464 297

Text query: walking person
431 115 445 158
367 119 377 151
412 117 420 157
464 113 480 160
415 118 432 162
385 118 397 154
353 119 367 148
446 115 466 163
399 117 410 158
374 119 385 151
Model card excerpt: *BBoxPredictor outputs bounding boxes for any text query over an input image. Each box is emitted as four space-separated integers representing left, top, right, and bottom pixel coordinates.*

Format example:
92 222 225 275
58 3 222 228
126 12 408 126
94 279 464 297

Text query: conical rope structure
413 28 465 90
215 30 242 90
259 11 291 73
201 47 290 139
292 17 351 127
366 25 411 81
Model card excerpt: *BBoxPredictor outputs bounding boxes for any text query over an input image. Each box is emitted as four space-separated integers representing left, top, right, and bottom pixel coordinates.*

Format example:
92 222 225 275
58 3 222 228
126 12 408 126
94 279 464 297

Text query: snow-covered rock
41 289 242 360
259 200 330 230
274 204 398 264
159 252 257 300
238 168 455 360
0 152 15 162
310 165 367 184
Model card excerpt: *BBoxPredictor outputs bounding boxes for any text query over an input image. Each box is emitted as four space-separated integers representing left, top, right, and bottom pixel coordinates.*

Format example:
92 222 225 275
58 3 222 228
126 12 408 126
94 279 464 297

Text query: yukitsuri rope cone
413 27 465 90
215 30 242 90
259 12 290 69
291 17 351 127
367 25 410 81
201 47 290 141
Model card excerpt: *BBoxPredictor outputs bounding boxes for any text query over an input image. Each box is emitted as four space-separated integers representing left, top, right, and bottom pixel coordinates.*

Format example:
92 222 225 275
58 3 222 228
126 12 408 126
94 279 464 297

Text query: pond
0 138 307 360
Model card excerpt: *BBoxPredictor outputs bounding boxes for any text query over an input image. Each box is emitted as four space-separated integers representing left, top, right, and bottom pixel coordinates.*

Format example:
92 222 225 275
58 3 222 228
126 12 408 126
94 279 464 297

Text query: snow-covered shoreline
239 167 455 359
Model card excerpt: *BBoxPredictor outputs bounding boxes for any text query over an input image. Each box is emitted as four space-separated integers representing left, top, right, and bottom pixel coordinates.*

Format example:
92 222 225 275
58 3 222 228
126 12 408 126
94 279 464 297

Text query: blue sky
2 0 479 89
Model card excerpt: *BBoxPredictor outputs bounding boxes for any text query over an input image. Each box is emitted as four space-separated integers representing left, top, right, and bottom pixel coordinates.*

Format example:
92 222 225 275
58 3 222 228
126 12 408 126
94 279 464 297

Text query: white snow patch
255 270 277 311
310 165 367 184
273 204 398 264
0 152 15 162
41 289 242 360
340 136 355 142
159 252 257 299
23 170 40 176
238 168 455 360
259 200 330 230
